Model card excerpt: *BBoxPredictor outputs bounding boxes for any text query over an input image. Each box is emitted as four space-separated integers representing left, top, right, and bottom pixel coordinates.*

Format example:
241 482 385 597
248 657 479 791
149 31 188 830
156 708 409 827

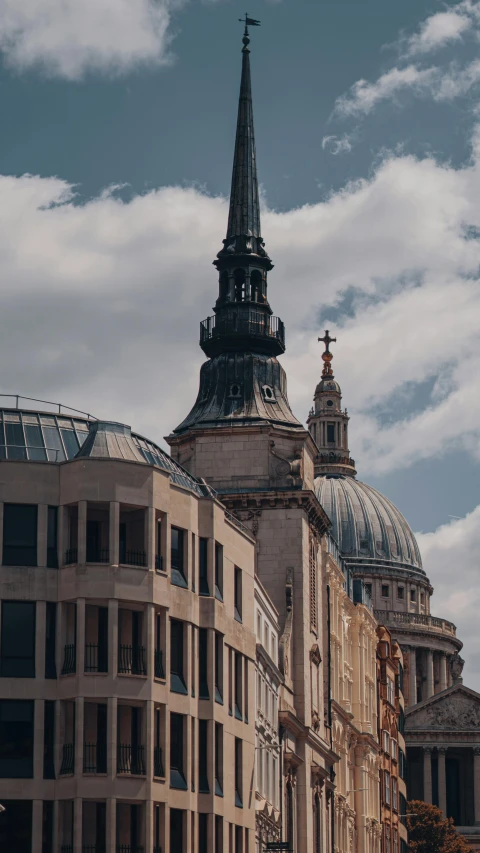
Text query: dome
315 378 341 395
315 474 423 574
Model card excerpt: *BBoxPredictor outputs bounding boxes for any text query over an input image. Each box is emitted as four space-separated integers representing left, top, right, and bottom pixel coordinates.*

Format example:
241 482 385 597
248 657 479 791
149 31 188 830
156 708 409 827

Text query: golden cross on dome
318 330 337 377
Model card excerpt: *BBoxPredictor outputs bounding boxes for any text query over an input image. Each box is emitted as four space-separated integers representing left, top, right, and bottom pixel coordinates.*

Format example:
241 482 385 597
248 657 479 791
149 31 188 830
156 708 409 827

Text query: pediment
406 685 480 731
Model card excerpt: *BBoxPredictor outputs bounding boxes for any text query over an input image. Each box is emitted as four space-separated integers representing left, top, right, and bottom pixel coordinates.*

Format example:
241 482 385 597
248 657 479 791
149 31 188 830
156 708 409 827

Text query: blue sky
1 0 480 683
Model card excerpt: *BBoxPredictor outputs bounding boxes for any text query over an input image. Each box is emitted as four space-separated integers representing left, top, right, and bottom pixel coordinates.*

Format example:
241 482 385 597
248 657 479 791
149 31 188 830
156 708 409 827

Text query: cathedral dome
315 474 424 575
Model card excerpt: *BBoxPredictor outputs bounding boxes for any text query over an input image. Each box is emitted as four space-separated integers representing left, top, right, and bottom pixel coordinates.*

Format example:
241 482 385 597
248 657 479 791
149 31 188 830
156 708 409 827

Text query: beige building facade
0 414 258 853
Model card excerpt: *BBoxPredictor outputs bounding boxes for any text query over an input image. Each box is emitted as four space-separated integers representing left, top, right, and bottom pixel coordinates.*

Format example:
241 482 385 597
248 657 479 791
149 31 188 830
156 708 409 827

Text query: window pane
24 425 47 461
61 429 79 459
0 700 34 778
0 421 5 459
41 427 65 462
5 422 26 460
3 504 37 567
1 601 36 677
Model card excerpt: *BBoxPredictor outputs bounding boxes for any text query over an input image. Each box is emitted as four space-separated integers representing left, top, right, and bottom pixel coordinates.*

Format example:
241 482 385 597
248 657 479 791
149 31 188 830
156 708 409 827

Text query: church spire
307 331 357 477
225 18 262 247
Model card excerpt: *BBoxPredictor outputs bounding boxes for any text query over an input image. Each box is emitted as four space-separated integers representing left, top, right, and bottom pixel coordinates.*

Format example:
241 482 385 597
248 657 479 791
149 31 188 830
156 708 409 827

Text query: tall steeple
307 331 357 477
170 22 302 438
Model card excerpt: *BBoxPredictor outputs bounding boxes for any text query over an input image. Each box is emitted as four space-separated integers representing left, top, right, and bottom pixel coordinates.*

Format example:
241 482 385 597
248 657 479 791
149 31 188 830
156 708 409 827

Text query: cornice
223 488 331 537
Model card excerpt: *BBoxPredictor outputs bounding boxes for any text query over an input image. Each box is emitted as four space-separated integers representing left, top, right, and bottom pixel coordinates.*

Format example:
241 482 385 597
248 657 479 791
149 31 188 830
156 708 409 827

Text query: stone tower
167 22 337 853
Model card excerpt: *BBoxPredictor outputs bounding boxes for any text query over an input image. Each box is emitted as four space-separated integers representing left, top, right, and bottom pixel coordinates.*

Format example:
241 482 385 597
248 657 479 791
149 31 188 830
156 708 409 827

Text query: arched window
250 269 262 302
219 270 229 300
234 268 245 301
314 792 322 853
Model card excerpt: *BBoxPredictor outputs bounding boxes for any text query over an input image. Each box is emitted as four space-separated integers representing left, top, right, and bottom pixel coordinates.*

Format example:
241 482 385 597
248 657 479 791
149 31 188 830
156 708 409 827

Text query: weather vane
238 13 261 47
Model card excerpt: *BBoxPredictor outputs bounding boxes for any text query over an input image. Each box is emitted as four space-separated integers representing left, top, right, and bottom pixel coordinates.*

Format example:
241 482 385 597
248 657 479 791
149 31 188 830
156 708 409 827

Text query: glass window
327 423 336 443
45 602 56 679
215 722 223 796
397 586 404 600
47 507 58 569
199 814 208 853
171 527 187 588
24 424 46 461
234 653 243 720
41 426 65 462
382 584 390 598
198 719 209 793
215 542 223 601
410 588 416 602
0 799 33 853
1 601 36 677
392 776 398 810
43 700 55 779
5 421 26 460
76 430 88 447
235 738 243 807
170 620 187 695
199 628 209 700
0 700 34 777
215 633 223 703
170 714 187 790
60 429 79 459
0 420 5 459
199 537 209 595
234 567 242 622
385 771 391 805
3 504 37 567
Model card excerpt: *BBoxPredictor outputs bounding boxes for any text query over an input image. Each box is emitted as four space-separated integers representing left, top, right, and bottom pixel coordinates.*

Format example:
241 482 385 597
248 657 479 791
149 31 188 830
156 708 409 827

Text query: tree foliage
407 801 473 853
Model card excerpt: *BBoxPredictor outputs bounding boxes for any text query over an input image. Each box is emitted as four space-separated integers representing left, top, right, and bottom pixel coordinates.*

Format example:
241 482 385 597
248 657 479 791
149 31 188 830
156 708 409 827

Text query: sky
1 0 480 685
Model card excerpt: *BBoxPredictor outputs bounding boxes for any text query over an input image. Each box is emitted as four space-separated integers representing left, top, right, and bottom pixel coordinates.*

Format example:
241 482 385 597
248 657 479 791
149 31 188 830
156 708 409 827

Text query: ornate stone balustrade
374 609 457 636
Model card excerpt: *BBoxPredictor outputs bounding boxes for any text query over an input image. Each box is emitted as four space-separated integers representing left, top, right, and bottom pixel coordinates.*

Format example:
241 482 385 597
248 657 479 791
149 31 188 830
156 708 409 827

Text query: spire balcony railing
200 311 285 351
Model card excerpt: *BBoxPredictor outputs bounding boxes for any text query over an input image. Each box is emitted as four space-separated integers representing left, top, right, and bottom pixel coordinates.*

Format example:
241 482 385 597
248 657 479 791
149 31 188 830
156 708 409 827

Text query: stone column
35 600 46 680
439 653 448 692
107 696 118 780
146 699 155 782
109 501 120 566
423 748 433 803
108 598 118 676
474 748 480 825
0 502 4 566
147 506 155 572
78 500 87 564
75 697 85 777
106 798 116 853
32 800 43 853
146 603 155 680
74 797 83 850
33 700 44 780
426 650 434 698
145 799 154 853
76 597 86 676
52 799 59 853
438 748 447 816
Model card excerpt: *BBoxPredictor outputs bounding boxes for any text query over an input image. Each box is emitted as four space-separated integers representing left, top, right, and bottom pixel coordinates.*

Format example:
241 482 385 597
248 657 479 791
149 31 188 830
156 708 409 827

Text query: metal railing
116 847 144 853
59 743 75 775
85 643 108 673
83 742 107 774
154 745 164 777
61 644 76 675
83 847 106 853
0 443 62 462
86 547 110 564
118 645 146 676
155 554 163 571
117 744 145 775
64 547 78 565
200 311 285 347
154 649 165 679
61 846 73 853
120 549 147 567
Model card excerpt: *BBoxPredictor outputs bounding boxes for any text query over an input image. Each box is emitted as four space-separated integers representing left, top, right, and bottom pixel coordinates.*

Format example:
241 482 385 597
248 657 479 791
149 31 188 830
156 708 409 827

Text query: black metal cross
318 330 337 354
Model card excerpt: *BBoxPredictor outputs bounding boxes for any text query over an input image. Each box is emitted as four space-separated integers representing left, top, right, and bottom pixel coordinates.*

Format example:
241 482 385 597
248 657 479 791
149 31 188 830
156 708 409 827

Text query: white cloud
0 0 174 79
321 134 354 155
334 65 439 117
404 9 471 56
417 507 480 690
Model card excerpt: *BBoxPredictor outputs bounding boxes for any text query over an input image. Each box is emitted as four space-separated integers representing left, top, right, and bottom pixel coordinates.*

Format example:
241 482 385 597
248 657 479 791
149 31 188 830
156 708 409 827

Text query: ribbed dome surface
315 475 422 570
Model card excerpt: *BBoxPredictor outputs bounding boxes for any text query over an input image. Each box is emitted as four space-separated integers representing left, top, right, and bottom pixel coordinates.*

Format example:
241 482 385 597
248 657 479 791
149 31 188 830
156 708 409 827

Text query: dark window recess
397 586 404 600
170 809 184 853
199 628 209 700
45 602 57 679
234 653 243 720
215 543 223 601
171 527 187 588
198 719 209 793
3 503 37 566
0 700 34 778
410 588 416 602
154 804 161 853
215 722 223 797
234 738 243 807
47 507 58 568
199 814 208 853
1 601 36 678
235 826 243 853
327 423 336 443
215 816 223 853
154 708 164 777
170 713 187 790
234 568 242 622
199 537 209 596
43 700 55 779
215 633 223 704
0 799 33 853
155 613 165 679
170 619 187 695
382 584 390 598
42 801 54 853
364 583 372 597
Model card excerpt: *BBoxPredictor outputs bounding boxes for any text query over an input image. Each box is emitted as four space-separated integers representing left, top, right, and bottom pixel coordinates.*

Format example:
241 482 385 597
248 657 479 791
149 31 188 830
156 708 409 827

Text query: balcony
83 847 106 853
154 649 165 679
64 547 78 565
83 742 107 774
116 848 144 853
61 644 76 675
154 746 164 778
120 548 147 567
59 743 75 775
86 547 110 564
118 645 146 676
200 310 285 357
374 609 458 638
117 744 145 775
85 643 108 673
155 554 163 572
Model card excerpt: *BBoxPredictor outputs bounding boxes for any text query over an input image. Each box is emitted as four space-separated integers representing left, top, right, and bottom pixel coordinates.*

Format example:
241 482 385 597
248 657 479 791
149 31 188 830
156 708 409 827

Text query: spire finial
238 13 261 50
318 330 337 378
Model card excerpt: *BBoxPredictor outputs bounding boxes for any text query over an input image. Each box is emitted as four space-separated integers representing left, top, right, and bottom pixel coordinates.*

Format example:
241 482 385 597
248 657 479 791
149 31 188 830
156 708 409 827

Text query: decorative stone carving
310 643 322 666
450 652 465 683
425 696 480 729
279 567 294 681
311 710 321 733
